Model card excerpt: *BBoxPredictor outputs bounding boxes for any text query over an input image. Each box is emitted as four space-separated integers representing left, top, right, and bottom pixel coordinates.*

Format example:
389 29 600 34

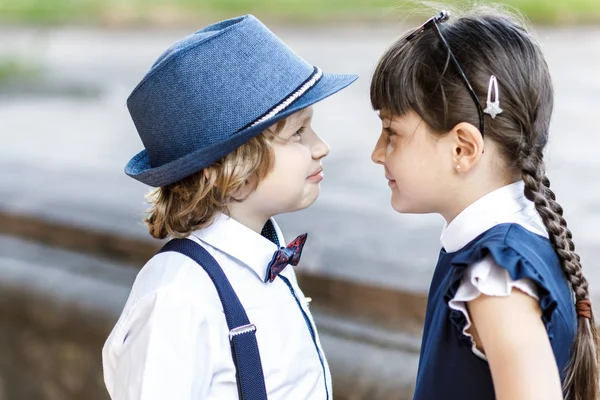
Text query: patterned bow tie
265 233 308 283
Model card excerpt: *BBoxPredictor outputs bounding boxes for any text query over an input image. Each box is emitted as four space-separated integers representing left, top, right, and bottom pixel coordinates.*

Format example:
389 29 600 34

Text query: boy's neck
227 204 271 235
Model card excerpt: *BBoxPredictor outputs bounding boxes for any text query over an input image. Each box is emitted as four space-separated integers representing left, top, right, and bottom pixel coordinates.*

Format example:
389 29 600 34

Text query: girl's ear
450 122 484 172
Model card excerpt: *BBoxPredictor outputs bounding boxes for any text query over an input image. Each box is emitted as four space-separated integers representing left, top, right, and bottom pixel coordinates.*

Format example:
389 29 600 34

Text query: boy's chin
286 189 321 214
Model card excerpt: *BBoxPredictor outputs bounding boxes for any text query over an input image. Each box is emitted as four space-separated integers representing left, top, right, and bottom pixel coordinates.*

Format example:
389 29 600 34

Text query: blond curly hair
144 116 294 239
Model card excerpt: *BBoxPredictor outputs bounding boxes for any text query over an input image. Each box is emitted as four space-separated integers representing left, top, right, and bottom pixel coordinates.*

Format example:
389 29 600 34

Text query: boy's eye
293 127 305 138
384 127 395 137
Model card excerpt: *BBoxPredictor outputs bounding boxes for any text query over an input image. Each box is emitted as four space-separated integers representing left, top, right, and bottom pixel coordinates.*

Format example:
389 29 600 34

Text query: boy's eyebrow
302 108 314 122
290 110 312 129
279 108 313 137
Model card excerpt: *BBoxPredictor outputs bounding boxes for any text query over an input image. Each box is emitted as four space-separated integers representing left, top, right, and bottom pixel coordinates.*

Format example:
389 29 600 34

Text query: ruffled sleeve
444 241 558 360
448 255 538 360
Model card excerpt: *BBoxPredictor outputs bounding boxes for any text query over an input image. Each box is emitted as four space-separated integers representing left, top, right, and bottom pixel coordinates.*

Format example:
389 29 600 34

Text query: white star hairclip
484 75 503 119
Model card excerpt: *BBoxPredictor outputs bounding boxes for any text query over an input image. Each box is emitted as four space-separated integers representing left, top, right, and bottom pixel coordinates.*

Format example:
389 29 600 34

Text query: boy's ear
450 122 484 172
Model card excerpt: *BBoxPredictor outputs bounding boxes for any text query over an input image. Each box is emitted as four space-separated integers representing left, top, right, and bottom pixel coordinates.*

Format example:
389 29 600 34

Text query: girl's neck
441 177 520 224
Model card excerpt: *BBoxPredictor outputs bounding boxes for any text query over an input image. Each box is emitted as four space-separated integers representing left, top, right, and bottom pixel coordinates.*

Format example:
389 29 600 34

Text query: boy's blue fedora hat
125 15 358 187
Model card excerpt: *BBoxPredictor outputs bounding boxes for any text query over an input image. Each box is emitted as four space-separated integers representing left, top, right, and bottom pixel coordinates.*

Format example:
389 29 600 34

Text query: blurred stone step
0 211 429 333
0 235 419 400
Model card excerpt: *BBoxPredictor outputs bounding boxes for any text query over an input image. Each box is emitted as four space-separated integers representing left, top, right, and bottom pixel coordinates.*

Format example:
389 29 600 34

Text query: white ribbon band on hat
251 67 323 127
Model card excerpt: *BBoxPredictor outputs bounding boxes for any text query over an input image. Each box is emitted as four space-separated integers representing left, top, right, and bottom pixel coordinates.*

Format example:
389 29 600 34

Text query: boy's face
244 106 330 217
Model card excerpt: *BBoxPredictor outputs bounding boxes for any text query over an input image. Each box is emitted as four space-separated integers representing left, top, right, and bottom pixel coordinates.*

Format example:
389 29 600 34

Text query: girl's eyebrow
382 119 396 132
389 117 409 133
377 113 391 126
384 126 398 135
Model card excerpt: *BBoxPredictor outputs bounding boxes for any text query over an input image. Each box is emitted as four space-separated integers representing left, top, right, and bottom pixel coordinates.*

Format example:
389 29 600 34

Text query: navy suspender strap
158 238 268 400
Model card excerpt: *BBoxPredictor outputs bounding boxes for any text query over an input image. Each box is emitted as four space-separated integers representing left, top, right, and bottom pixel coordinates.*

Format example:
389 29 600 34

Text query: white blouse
443 181 549 360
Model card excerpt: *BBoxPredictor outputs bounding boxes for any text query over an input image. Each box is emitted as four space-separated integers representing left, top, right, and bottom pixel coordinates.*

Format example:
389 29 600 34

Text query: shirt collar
441 181 529 252
191 213 285 281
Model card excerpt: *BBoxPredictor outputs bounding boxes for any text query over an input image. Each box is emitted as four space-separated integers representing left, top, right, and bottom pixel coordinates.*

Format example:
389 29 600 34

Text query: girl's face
371 109 455 214
245 106 330 217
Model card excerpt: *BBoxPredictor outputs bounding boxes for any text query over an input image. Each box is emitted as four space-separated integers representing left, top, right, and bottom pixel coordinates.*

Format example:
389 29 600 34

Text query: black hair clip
404 10 486 137
406 10 450 41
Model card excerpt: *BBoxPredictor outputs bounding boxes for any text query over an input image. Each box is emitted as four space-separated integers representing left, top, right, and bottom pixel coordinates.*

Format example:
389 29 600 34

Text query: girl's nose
371 134 387 165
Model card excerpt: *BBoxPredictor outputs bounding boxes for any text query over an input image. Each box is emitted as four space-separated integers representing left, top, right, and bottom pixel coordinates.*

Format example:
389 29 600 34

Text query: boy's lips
307 167 324 181
308 167 323 178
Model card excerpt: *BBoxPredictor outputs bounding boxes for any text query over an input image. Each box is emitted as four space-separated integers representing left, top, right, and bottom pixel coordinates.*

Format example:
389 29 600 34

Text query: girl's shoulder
455 223 555 266
446 222 575 336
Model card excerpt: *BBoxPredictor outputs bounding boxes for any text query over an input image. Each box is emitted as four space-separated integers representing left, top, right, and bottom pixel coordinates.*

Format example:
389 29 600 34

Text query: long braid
521 152 599 400
540 176 580 258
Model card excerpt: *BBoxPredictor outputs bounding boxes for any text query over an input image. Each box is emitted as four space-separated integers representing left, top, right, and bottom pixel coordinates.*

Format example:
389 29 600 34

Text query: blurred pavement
1 23 600 295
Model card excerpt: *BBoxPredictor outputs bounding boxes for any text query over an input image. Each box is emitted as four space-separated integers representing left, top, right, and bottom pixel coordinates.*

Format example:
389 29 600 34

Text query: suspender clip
229 323 257 341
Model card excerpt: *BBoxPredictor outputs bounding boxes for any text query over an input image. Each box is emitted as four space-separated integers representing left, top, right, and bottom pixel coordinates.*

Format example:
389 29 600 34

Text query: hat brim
125 72 358 187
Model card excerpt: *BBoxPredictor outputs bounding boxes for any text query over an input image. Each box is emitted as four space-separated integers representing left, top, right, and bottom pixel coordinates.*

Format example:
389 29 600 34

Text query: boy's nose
312 135 330 160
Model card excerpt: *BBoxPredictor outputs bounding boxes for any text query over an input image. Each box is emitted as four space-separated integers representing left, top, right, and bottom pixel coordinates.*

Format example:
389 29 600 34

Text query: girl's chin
390 192 421 214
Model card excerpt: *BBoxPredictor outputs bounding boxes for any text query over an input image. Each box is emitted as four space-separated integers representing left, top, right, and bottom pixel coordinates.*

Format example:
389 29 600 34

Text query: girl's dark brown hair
371 6 598 399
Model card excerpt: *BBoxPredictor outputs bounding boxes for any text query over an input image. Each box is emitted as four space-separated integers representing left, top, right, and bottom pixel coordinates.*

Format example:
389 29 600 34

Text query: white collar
191 213 285 281
441 181 533 252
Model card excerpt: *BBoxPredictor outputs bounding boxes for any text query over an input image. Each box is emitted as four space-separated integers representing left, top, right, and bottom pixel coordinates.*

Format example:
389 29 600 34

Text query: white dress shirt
443 181 549 359
102 213 332 399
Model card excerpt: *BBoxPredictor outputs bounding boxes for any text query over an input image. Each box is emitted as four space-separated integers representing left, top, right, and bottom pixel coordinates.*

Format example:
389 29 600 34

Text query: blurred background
1 0 599 399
